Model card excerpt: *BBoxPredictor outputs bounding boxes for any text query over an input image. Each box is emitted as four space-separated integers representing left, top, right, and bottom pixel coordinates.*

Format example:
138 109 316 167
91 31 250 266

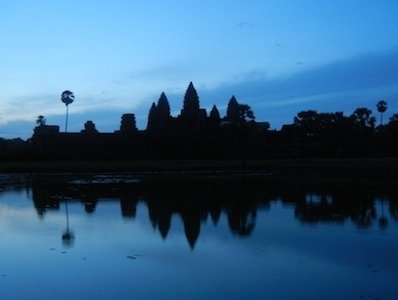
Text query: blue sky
1 0 398 139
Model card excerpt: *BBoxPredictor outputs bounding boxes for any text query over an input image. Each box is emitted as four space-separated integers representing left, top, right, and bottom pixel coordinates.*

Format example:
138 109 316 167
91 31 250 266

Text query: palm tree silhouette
376 100 387 126
61 90 75 132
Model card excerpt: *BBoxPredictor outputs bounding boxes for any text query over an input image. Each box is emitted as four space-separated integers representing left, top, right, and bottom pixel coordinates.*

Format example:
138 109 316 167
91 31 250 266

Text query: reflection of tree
389 199 398 221
348 193 376 229
294 193 345 224
62 200 75 248
83 195 98 214
226 199 256 236
227 209 256 236
378 198 388 230
30 179 61 217
27 174 398 250
291 185 393 229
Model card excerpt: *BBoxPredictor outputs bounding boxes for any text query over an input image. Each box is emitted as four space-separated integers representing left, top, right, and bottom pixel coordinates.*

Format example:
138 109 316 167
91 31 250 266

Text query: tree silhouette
36 115 46 126
390 114 398 122
376 100 388 125
387 113 398 148
294 110 319 137
238 104 255 124
388 113 398 130
61 90 75 132
350 107 376 131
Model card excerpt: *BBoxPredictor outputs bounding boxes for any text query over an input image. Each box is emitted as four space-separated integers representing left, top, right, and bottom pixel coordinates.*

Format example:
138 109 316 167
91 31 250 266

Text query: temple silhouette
31 82 271 160
0 82 397 160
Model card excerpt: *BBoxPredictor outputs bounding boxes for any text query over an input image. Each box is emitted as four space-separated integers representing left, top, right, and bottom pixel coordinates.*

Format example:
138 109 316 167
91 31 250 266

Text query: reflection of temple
29 175 398 249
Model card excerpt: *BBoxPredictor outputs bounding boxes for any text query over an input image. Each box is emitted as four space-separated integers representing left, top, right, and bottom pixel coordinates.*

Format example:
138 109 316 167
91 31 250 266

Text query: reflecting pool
0 173 397 300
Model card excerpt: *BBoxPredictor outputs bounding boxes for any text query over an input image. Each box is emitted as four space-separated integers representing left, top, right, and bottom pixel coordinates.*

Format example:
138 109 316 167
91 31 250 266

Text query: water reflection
4 173 394 249
1 173 398 300
61 200 75 247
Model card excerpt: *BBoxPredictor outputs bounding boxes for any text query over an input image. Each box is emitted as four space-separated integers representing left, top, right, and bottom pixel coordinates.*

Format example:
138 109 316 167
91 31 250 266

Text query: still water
0 173 397 300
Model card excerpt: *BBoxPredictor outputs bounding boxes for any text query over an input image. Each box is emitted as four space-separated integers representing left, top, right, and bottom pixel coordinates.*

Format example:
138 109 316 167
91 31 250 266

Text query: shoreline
1 157 397 176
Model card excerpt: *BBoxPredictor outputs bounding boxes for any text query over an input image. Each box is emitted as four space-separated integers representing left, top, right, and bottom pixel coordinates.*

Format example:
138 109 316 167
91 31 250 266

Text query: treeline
1 82 398 161
275 106 398 157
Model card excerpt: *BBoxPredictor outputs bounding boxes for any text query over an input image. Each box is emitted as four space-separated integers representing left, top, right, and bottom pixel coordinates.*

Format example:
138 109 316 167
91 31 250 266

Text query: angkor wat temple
2 82 397 160
31 82 271 160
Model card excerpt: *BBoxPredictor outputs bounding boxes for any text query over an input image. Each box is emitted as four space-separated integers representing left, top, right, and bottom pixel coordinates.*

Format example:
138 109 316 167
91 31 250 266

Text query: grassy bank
1 157 398 175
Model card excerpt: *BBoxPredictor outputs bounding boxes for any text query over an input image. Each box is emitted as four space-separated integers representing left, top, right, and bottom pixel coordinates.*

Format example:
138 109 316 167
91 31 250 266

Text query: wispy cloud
197 49 398 127
238 21 255 29
2 50 398 138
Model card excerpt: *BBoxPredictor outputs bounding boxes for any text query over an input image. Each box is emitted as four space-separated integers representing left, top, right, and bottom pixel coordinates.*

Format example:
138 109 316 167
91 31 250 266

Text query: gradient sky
1 0 398 139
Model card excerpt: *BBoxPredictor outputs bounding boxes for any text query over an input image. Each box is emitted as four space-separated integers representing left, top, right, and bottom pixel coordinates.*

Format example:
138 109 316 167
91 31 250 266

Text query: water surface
0 173 397 300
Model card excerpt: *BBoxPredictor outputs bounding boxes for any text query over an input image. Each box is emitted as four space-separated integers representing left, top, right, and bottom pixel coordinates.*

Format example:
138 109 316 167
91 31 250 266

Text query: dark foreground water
0 173 397 300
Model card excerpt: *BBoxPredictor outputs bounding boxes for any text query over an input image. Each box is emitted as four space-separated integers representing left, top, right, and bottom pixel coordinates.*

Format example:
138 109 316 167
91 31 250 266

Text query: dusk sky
1 0 398 139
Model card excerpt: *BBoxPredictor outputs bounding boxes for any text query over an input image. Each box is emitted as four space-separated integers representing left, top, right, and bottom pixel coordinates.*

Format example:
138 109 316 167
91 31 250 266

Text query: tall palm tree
61 90 75 132
377 100 387 126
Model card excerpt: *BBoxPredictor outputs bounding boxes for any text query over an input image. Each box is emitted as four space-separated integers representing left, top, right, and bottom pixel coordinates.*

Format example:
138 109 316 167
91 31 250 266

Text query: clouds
2 49 398 139
196 49 398 128
238 22 255 29
2 1 398 138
